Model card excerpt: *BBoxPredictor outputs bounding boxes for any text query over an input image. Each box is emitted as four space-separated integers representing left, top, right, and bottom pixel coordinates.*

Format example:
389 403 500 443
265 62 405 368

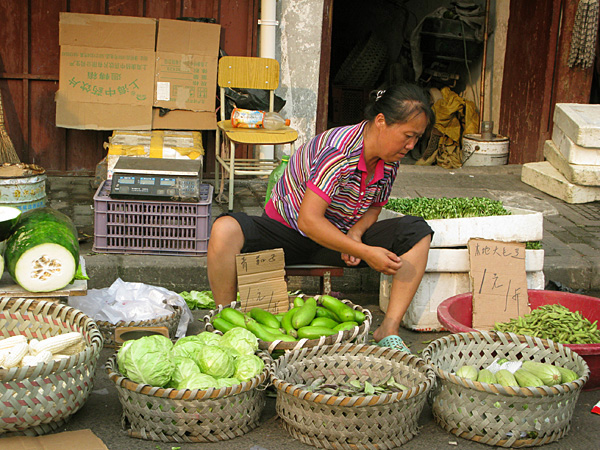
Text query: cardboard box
105 130 204 179
1 429 108 450
56 13 157 130
56 13 220 130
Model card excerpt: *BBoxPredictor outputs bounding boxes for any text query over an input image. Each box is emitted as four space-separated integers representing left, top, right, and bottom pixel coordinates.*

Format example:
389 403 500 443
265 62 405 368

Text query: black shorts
219 212 434 267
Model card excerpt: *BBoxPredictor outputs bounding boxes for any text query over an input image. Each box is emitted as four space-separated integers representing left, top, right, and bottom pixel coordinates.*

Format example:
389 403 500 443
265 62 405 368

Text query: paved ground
16 164 599 449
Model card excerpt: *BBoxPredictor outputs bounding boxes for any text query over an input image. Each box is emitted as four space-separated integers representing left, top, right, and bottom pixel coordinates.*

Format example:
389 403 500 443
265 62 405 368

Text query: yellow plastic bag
416 87 479 169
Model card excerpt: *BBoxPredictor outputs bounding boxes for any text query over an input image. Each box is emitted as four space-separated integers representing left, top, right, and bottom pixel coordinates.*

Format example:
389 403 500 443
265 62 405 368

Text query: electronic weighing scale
110 157 203 202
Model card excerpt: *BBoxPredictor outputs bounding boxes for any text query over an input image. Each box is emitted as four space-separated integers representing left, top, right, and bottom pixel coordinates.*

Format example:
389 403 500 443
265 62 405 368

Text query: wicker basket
0 297 104 437
422 331 590 448
270 343 436 449
202 297 372 353
105 350 273 443
96 305 182 348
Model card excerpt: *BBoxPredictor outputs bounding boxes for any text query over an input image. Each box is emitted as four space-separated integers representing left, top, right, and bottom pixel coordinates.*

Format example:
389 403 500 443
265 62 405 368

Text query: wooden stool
284 264 344 295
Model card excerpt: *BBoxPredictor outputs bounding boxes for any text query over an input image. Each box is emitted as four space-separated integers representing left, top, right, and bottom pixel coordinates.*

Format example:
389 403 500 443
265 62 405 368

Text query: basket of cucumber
269 342 436 449
422 331 590 448
202 294 372 353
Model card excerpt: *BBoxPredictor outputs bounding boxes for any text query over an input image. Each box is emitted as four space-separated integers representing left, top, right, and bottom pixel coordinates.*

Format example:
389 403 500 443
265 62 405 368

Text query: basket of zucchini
202 294 372 352
269 342 436 449
422 331 590 448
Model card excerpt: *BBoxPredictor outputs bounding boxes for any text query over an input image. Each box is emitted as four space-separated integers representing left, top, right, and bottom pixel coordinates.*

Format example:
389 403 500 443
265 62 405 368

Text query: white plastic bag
69 278 192 338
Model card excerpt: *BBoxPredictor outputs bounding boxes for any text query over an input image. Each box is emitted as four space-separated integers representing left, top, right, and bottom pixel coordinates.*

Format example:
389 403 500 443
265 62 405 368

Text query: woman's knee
208 216 244 252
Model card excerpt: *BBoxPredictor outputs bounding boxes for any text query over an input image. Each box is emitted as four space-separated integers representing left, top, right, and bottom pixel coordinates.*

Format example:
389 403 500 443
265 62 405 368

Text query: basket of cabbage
105 329 272 442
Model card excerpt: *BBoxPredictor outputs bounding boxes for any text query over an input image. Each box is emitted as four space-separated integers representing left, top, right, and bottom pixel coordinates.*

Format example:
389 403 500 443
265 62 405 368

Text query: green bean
493 304 600 344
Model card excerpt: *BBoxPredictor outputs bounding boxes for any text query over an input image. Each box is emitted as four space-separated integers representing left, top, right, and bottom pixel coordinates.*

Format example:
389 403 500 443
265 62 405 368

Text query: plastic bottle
231 108 290 129
264 154 290 206
262 111 291 130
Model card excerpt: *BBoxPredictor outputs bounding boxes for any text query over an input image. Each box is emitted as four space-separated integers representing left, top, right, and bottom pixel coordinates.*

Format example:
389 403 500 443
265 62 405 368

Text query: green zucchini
5 207 79 292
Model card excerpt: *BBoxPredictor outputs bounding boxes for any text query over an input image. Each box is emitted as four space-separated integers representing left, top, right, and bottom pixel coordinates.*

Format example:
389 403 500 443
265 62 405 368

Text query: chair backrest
218 56 280 90
218 56 280 120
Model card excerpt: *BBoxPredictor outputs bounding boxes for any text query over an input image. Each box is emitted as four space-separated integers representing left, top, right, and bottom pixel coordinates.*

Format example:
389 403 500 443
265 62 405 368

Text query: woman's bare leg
207 216 245 306
372 234 431 342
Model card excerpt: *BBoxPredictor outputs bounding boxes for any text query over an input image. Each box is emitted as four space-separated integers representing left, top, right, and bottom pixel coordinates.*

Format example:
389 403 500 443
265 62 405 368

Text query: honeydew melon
4 207 79 292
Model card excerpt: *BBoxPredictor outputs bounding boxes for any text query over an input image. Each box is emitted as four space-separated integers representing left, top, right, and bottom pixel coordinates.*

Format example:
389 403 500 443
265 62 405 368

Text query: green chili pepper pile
385 197 510 220
494 304 600 344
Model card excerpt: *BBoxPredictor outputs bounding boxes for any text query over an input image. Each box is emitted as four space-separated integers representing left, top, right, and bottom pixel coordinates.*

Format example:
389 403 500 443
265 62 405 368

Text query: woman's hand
363 246 403 275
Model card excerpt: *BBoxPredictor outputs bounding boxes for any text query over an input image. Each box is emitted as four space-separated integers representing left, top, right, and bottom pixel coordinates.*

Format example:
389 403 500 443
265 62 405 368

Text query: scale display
110 157 203 202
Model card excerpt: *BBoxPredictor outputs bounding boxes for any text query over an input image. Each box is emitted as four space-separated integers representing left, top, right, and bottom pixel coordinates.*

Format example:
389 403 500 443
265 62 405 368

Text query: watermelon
0 206 22 241
4 207 79 292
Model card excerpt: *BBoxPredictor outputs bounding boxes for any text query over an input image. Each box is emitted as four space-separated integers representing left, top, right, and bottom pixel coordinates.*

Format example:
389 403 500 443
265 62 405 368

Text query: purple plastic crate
93 181 212 256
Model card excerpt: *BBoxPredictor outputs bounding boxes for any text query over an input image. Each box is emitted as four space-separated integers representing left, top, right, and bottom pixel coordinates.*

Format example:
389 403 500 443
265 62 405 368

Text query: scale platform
110 157 203 202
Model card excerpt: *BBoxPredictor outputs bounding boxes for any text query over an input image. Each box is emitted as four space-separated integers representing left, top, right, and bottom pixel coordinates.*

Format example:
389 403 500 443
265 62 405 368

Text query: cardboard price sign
236 248 289 314
468 238 530 330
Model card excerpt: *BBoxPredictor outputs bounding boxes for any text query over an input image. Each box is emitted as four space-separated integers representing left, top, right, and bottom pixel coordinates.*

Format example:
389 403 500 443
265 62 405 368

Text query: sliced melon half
5 207 79 292
0 206 22 241
14 243 77 292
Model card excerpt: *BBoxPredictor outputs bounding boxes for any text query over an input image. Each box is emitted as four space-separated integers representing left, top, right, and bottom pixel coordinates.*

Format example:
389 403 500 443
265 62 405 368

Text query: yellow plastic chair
215 56 298 211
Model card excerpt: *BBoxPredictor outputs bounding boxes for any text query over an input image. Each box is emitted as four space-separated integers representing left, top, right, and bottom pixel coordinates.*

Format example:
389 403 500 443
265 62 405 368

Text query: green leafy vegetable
385 197 510 220
179 290 216 310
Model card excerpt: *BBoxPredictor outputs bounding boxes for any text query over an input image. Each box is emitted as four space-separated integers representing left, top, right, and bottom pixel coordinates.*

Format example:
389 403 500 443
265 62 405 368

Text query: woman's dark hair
364 84 435 129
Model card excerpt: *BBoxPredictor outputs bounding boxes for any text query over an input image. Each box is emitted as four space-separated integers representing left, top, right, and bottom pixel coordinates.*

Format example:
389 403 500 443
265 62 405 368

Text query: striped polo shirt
265 121 399 235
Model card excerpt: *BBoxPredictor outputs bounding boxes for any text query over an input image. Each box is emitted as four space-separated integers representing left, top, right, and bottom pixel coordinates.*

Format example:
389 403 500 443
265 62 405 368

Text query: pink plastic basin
437 289 600 391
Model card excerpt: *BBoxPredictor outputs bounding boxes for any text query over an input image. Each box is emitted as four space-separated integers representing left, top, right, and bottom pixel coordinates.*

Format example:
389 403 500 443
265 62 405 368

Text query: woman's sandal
377 335 412 353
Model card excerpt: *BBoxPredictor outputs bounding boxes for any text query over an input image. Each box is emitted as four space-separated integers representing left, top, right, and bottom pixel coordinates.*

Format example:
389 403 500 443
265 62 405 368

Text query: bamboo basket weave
105 350 273 443
270 343 436 449
422 331 590 448
0 297 103 437
95 305 182 348
202 298 372 353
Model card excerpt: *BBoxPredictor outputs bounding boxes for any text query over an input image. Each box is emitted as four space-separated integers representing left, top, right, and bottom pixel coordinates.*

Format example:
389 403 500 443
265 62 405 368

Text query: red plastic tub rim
436 289 600 356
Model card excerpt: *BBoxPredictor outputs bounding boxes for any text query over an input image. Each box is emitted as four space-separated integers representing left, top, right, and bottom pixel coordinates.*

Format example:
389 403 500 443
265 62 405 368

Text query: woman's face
374 112 428 162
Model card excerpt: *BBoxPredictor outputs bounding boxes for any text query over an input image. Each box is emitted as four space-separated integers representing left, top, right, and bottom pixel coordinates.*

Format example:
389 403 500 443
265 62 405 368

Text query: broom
0 90 20 164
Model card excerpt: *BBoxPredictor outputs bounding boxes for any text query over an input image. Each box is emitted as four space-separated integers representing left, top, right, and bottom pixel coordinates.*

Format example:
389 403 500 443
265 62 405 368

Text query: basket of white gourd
0 297 103 437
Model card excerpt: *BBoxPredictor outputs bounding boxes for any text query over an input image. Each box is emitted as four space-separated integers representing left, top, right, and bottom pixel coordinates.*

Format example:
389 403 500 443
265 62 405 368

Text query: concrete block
426 248 543 272
521 161 600 204
380 205 543 247
554 103 600 147
544 140 600 186
379 271 545 332
552 124 600 165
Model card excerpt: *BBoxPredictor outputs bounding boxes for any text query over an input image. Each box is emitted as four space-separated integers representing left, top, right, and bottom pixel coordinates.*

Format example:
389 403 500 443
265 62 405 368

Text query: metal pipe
479 0 491 131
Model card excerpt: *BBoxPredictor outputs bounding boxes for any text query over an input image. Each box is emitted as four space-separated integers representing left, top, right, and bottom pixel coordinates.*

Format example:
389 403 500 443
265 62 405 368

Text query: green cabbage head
196 345 235 378
234 354 265 381
220 327 259 356
116 335 175 387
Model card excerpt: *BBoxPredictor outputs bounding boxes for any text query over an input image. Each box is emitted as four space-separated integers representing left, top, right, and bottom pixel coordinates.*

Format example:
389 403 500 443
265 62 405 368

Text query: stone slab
554 103 600 147
521 161 600 204
544 139 600 186
379 270 546 332
552 123 600 165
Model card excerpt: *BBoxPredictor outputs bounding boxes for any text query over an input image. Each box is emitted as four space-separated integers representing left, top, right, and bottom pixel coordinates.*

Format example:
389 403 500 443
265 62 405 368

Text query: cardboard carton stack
521 103 600 203
56 13 220 131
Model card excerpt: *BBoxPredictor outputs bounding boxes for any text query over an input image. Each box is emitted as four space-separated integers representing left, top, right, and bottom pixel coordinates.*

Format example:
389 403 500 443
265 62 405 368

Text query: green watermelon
4 207 79 292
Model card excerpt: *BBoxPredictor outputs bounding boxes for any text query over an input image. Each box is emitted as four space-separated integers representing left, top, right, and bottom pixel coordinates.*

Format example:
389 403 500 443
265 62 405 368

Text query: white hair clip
375 90 386 101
